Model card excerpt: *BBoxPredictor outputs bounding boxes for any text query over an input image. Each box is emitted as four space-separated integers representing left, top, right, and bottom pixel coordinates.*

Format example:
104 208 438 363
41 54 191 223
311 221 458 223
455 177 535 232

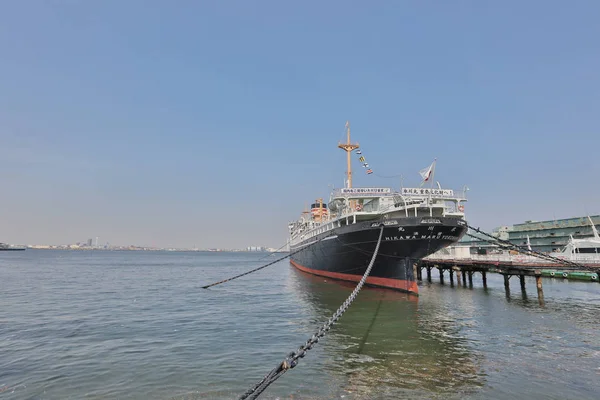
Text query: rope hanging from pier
201 233 334 289
465 225 596 271
238 225 385 400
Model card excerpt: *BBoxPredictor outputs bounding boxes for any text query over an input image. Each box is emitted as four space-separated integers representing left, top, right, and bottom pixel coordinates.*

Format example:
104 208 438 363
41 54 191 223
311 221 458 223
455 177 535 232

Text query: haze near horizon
1 1 599 248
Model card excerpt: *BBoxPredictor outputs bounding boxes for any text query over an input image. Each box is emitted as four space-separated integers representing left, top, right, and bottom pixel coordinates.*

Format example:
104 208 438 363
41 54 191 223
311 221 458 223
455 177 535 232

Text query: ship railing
331 188 469 201
330 199 460 219
315 193 466 223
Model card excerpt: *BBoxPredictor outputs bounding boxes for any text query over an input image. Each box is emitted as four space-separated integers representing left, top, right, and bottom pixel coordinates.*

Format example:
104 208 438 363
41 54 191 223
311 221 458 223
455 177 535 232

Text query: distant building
247 246 265 252
461 215 600 253
87 238 93 247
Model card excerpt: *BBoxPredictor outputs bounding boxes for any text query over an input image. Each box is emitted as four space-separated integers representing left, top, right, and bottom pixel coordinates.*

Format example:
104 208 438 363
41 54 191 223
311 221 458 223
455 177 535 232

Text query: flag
356 150 362 155
419 160 435 182
359 156 365 162
366 169 373 174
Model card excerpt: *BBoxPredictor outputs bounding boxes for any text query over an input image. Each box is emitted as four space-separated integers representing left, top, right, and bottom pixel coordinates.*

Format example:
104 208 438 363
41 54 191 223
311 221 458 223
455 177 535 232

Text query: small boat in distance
287 122 468 295
0 242 26 251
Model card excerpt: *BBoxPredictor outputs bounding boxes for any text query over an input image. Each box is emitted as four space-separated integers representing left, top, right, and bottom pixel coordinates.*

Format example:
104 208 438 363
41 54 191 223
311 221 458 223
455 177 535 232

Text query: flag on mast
419 159 436 184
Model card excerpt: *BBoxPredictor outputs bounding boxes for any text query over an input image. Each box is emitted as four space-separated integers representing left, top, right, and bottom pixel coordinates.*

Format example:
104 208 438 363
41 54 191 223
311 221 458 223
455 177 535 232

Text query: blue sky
1 1 599 248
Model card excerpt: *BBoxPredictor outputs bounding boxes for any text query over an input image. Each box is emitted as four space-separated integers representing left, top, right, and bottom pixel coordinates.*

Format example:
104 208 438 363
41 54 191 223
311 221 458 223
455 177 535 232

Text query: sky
1 1 599 248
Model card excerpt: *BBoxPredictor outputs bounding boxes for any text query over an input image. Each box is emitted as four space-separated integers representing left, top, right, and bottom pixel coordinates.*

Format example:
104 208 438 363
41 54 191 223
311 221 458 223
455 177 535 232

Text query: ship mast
338 121 360 188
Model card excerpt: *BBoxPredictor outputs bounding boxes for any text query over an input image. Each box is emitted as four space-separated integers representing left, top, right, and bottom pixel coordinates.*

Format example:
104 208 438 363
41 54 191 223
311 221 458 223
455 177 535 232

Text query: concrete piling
413 263 417 280
536 275 545 306
482 271 487 289
503 274 510 295
416 259 570 308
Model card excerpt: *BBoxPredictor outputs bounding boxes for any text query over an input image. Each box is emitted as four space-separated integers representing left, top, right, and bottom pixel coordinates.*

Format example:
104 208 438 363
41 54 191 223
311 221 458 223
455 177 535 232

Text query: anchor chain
201 233 334 289
238 225 385 400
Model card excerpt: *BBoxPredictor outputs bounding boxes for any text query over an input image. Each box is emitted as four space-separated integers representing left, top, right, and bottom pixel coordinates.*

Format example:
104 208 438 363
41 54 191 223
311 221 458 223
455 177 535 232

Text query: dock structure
415 254 599 306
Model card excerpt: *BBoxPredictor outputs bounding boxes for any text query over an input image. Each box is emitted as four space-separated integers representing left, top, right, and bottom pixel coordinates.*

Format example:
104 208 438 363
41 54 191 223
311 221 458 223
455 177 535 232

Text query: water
1 250 599 399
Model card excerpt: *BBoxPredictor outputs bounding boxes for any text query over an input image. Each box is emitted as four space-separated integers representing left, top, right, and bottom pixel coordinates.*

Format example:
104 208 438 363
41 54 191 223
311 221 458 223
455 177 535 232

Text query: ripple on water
0 250 599 400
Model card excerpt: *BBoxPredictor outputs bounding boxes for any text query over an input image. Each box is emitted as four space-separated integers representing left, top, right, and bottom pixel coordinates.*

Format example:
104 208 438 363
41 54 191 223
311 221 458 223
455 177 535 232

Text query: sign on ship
402 188 454 197
340 188 392 196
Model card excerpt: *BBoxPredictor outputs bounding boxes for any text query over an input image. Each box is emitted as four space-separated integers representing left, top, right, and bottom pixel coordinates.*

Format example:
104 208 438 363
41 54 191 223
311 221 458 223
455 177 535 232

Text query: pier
415 253 600 305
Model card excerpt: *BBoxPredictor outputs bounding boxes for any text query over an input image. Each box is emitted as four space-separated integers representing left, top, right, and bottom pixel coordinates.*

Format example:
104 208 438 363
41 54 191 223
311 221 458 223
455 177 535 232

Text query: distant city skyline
26 241 280 252
17 234 279 250
1 1 599 248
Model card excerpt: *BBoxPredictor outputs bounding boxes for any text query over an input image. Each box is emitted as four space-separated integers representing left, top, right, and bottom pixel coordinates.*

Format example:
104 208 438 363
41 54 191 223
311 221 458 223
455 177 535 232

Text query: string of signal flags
355 149 373 175
354 145 436 186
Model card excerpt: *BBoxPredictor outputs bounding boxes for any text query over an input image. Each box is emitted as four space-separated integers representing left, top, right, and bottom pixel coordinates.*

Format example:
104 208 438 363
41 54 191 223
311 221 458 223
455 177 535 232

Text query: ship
0 243 26 251
287 122 468 295
546 216 600 265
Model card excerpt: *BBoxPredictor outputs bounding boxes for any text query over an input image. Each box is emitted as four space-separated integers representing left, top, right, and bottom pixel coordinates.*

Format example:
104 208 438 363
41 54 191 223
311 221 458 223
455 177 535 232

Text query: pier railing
424 252 600 266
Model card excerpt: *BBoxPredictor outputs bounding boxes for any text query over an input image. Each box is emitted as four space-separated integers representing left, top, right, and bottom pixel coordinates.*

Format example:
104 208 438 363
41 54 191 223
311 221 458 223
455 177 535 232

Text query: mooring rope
238 225 385 400
201 233 334 289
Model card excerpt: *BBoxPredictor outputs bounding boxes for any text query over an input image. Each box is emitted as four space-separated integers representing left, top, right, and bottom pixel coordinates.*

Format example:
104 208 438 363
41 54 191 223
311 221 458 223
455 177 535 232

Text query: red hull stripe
290 260 419 295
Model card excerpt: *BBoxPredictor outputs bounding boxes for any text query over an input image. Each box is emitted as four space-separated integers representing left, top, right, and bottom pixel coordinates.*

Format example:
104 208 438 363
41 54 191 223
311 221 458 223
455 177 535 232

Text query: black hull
0 248 25 251
290 217 467 295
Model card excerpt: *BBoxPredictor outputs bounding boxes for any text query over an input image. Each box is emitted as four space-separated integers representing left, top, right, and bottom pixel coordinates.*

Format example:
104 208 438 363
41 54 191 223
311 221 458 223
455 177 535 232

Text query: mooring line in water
466 225 595 271
201 233 335 289
238 226 385 400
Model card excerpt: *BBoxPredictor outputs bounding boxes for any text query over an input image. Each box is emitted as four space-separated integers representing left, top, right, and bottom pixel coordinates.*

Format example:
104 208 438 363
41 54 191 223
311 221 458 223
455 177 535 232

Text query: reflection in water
288 268 485 398
4 251 598 400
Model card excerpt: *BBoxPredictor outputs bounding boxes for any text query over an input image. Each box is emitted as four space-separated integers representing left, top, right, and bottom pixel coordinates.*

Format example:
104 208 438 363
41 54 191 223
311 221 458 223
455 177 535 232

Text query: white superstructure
288 186 468 247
